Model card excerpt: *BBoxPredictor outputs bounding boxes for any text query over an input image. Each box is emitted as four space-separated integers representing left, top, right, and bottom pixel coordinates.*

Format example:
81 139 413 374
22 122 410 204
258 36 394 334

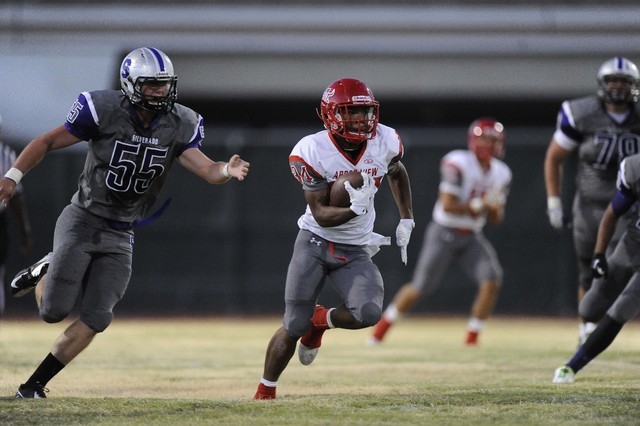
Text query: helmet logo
121 58 132 79
322 87 336 103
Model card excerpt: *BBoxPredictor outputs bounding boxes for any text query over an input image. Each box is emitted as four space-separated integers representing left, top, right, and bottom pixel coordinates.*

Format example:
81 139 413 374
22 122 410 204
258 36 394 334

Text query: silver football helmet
120 47 178 113
596 56 639 104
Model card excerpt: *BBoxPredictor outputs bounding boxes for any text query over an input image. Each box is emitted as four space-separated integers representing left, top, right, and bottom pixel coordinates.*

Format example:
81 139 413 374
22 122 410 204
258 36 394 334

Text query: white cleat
552 366 575 384
365 336 381 347
298 343 319 366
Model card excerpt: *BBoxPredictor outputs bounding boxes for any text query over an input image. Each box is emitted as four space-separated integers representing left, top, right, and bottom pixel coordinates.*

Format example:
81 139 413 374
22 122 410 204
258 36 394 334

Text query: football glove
396 218 415 265
485 187 506 206
547 196 564 230
345 172 377 216
591 253 608 278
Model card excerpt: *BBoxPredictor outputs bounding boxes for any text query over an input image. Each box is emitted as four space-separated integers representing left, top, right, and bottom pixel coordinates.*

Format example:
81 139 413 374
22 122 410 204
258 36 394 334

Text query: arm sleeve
612 158 638 216
177 114 205 156
64 92 100 141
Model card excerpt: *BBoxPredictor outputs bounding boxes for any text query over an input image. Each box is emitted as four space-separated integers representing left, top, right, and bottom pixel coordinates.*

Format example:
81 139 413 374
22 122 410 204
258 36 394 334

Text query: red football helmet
317 78 379 144
467 117 505 162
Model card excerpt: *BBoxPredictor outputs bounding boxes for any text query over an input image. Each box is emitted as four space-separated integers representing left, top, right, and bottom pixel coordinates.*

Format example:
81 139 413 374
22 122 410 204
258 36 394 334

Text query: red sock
465 330 479 346
253 383 276 400
372 317 392 341
311 305 330 330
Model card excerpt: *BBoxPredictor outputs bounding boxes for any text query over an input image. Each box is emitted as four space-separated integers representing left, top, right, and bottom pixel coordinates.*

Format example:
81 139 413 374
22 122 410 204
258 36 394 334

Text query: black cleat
10 253 52 298
15 382 48 398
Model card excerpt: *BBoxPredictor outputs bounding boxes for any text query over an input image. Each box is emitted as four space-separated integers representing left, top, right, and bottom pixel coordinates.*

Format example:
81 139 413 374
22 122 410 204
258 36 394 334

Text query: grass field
0 315 639 425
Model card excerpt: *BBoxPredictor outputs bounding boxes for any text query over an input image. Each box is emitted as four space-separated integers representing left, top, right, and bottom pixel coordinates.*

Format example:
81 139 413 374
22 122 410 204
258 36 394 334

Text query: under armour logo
310 237 322 246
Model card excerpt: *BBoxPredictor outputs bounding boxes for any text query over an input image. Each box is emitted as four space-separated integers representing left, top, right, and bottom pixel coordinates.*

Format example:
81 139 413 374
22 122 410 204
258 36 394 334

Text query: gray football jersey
64 90 204 222
559 96 640 202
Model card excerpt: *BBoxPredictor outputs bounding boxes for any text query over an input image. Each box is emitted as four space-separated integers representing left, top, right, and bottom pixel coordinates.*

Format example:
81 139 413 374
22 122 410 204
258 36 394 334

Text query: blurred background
2 0 638 318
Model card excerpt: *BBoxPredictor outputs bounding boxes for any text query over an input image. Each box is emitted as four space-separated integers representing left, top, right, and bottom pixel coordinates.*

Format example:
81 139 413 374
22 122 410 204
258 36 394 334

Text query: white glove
484 187 506 206
396 218 415 265
345 172 377 216
547 196 564 230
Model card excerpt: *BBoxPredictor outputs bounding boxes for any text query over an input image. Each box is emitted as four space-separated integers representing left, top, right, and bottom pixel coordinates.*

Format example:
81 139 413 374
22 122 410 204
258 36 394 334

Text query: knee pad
39 310 68 324
80 310 113 333
358 302 382 327
579 293 609 323
284 305 316 338
39 301 71 324
608 292 640 324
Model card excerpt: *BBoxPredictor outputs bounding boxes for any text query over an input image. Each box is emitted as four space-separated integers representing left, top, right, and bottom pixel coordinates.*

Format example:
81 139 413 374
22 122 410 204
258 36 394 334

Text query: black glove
591 253 608 278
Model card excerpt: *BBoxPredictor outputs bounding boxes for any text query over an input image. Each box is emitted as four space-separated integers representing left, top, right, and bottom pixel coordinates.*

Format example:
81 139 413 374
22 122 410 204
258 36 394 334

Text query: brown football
330 171 364 207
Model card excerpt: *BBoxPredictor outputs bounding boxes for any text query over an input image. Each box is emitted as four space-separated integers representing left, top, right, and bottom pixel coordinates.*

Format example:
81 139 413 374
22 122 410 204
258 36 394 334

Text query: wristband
222 163 230 178
547 196 561 210
4 167 23 184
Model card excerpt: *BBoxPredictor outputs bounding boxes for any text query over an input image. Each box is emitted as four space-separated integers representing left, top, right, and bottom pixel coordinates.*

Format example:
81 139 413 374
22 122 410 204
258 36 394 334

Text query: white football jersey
433 149 512 232
289 124 403 245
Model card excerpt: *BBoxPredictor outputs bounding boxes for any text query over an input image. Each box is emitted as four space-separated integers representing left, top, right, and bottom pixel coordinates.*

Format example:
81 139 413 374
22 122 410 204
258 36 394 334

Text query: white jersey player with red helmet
291 122 402 246
255 78 414 400
370 118 512 346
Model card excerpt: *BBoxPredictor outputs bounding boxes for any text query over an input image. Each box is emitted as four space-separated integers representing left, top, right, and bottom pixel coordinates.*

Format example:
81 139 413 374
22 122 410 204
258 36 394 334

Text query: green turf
1 316 638 425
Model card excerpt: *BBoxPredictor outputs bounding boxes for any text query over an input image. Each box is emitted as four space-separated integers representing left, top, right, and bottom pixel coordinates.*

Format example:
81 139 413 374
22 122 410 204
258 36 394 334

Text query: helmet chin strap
341 144 361 152
332 133 364 152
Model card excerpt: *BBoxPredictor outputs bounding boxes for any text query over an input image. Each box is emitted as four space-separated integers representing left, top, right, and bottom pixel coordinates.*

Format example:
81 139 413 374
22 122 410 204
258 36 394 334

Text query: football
330 171 364 207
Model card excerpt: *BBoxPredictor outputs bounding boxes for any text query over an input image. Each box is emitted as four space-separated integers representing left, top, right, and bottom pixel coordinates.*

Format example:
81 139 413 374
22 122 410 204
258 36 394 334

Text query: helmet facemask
129 76 178 113
596 57 640 105
329 103 379 144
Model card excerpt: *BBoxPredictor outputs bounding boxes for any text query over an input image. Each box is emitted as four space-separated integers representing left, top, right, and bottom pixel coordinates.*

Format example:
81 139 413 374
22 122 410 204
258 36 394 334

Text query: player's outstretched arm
0 125 81 205
179 150 250 184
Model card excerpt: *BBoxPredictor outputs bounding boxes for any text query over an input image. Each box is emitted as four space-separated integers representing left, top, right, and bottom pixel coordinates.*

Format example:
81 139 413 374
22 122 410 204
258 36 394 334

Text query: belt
451 227 473 235
105 219 134 231
101 196 174 231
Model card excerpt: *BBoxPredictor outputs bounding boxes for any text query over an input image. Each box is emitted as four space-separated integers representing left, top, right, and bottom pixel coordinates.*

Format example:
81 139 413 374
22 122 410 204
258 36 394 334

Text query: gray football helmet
120 47 178 113
596 56 639 104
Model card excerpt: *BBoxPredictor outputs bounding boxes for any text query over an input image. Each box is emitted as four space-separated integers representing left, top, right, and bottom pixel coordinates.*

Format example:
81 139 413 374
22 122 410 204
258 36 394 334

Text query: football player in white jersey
254 78 414 400
369 118 512 346
544 56 640 346
0 47 250 398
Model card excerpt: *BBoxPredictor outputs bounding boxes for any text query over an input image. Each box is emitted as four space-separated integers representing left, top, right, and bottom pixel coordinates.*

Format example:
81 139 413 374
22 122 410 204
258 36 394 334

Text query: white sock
326 308 336 329
467 317 484 332
260 378 278 388
583 322 597 334
383 303 401 323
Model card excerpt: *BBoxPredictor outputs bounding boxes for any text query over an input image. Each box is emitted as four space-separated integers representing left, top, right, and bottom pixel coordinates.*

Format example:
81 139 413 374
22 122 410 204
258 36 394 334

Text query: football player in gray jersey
552 153 640 383
544 56 640 345
0 47 250 398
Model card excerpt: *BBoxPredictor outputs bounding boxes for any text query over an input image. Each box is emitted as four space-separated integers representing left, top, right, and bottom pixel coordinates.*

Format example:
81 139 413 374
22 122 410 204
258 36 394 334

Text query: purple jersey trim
559 108 583 142
177 115 204 156
611 188 636 216
65 93 99 141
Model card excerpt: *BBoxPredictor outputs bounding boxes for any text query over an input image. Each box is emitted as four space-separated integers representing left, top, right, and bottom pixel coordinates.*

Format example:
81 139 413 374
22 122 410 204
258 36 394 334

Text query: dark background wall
2 96 580 318
5 1 616 318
